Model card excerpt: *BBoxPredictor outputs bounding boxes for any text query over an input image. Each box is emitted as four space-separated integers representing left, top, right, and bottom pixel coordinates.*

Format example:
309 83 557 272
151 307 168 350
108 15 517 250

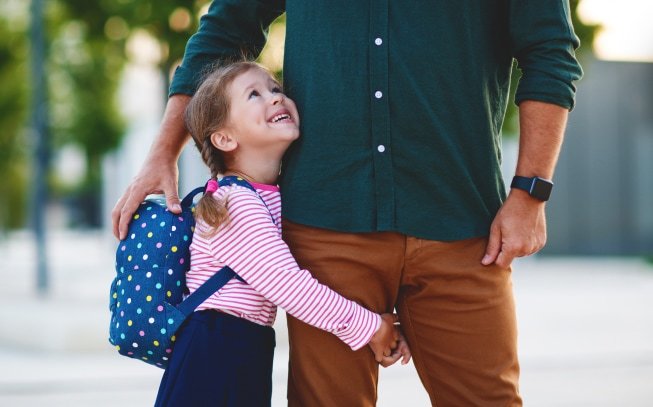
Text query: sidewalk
1 230 652 406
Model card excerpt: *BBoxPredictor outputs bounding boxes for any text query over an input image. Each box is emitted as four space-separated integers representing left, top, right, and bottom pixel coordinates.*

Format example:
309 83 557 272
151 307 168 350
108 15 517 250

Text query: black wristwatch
510 176 553 201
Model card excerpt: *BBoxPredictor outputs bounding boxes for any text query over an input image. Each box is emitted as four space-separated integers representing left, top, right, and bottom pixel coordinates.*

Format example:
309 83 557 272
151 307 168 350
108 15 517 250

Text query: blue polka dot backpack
108 177 254 368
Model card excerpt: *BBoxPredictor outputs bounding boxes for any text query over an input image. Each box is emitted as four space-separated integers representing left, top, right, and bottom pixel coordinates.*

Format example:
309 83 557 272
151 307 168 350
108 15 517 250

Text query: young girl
154 61 410 406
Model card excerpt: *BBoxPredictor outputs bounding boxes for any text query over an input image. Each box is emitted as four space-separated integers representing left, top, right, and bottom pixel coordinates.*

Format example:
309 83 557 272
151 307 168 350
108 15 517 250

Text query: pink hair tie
205 179 219 194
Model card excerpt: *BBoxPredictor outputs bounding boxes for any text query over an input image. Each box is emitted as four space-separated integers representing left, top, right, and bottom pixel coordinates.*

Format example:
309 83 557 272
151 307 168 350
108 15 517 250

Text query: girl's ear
210 130 238 152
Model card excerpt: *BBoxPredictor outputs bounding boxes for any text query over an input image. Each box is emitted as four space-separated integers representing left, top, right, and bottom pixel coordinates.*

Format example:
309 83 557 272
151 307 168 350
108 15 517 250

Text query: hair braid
200 137 224 179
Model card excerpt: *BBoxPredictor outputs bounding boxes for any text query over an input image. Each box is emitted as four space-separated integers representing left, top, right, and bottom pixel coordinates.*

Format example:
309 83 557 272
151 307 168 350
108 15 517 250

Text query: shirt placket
369 0 395 231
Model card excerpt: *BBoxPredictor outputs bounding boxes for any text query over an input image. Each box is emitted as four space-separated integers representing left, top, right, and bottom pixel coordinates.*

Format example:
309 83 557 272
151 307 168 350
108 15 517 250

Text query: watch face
531 178 553 201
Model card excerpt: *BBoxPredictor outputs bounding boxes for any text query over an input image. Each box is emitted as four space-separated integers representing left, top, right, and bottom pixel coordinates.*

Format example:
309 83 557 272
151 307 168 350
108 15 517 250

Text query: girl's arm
196 187 381 351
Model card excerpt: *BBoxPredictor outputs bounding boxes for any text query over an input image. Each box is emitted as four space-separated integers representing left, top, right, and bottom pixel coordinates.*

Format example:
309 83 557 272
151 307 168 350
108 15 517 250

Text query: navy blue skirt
154 310 276 407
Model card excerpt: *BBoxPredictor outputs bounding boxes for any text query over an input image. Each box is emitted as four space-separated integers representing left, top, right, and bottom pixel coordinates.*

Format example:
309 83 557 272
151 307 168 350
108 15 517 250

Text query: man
113 1 582 405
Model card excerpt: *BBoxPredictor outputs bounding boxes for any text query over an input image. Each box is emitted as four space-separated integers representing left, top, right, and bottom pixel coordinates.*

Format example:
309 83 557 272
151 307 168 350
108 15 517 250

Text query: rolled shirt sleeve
510 0 583 110
169 0 285 97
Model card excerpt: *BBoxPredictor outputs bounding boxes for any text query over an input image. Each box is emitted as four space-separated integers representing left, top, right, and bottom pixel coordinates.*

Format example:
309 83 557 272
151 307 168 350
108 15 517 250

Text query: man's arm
482 0 583 267
111 1 286 239
482 100 568 267
112 95 191 239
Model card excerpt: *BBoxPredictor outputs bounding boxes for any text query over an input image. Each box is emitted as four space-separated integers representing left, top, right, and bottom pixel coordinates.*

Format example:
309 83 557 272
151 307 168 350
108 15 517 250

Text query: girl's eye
271 86 283 94
248 90 260 99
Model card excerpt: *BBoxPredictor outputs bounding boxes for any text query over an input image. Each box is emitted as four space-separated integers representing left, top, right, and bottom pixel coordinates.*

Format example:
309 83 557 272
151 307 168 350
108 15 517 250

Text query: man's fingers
495 240 522 268
113 177 181 240
165 188 182 214
380 352 402 368
111 193 129 239
482 225 501 265
117 192 148 240
401 350 412 365
495 250 515 269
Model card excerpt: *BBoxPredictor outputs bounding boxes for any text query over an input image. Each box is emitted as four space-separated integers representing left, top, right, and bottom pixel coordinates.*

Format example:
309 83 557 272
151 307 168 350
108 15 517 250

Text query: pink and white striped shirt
186 182 381 350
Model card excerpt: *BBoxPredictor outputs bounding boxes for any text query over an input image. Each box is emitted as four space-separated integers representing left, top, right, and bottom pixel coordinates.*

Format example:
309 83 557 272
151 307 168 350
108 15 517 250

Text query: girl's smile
268 109 294 124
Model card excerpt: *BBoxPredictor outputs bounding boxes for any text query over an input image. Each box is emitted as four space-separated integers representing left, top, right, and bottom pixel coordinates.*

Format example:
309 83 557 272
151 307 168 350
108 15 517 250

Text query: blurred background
0 0 651 406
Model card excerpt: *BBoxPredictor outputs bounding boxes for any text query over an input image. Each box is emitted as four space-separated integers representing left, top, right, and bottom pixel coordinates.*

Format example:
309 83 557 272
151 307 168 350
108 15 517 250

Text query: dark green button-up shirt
171 0 582 241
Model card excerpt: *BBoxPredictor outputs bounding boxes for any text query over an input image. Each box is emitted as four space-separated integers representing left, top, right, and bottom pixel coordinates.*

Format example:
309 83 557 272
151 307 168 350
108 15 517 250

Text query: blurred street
1 230 652 406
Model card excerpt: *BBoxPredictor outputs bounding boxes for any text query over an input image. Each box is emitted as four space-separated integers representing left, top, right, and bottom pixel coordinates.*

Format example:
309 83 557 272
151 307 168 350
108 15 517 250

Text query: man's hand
481 190 547 268
379 329 411 367
481 100 569 268
111 155 181 240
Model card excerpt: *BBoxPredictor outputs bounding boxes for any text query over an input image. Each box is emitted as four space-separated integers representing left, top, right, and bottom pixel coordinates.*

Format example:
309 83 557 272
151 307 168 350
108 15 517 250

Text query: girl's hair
185 61 272 236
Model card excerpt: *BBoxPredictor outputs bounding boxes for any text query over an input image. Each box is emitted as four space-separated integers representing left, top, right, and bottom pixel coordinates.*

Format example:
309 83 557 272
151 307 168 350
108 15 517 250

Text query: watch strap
510 176 553 201
510 176 535 192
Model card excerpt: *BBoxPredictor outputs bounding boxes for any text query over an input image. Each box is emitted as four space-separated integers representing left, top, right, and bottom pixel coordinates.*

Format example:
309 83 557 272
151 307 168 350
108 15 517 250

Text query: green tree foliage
57 0 212 86
47 0 211 225
0 0 212 229
0 10 29 230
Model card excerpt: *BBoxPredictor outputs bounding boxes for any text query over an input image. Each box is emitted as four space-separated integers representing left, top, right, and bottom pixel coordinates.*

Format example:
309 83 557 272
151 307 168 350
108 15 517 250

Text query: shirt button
374 91 383 99
377 145 386 153
374 38 383 46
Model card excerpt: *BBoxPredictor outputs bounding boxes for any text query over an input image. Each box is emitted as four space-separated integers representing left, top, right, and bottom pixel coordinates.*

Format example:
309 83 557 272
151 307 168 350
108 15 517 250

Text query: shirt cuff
169 65 202 97
334 306 382 351
515 75 578 111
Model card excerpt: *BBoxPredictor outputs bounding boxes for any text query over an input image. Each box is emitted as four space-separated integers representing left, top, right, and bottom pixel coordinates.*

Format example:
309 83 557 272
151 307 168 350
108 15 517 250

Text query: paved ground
1 230 652 406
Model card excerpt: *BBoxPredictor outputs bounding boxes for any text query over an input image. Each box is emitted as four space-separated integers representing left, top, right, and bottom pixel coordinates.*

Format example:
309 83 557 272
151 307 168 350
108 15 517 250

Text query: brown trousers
283 220 521 407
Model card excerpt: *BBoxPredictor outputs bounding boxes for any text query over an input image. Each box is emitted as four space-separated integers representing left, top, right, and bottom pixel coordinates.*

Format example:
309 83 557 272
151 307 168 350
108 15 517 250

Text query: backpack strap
218 175 257 192
177 176 274 315
181 186 206 208
177 266 238 317
219 176 276 226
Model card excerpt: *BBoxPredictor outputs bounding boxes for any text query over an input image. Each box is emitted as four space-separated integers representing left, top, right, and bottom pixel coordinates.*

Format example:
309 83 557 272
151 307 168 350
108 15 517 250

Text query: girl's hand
380 330 411 367
368 314 399 365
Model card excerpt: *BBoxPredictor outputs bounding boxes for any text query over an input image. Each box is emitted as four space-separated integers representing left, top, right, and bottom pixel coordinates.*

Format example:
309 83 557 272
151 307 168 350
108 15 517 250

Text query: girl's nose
270 92 284 105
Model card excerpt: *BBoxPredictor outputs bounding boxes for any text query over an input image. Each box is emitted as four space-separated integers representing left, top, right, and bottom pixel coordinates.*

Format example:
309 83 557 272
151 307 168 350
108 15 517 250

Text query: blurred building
543 58 653 255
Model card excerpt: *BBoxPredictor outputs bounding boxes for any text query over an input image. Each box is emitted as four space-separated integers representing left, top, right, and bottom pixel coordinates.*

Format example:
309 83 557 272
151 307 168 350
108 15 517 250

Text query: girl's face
222 68 300 152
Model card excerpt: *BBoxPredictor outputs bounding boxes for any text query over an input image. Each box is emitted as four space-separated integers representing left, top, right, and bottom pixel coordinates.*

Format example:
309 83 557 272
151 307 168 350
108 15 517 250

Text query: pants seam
400 295 439 407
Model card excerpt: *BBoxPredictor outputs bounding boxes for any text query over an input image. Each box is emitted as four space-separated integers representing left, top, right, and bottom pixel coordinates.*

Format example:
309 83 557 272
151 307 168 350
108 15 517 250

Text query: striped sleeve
206 187 381 350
